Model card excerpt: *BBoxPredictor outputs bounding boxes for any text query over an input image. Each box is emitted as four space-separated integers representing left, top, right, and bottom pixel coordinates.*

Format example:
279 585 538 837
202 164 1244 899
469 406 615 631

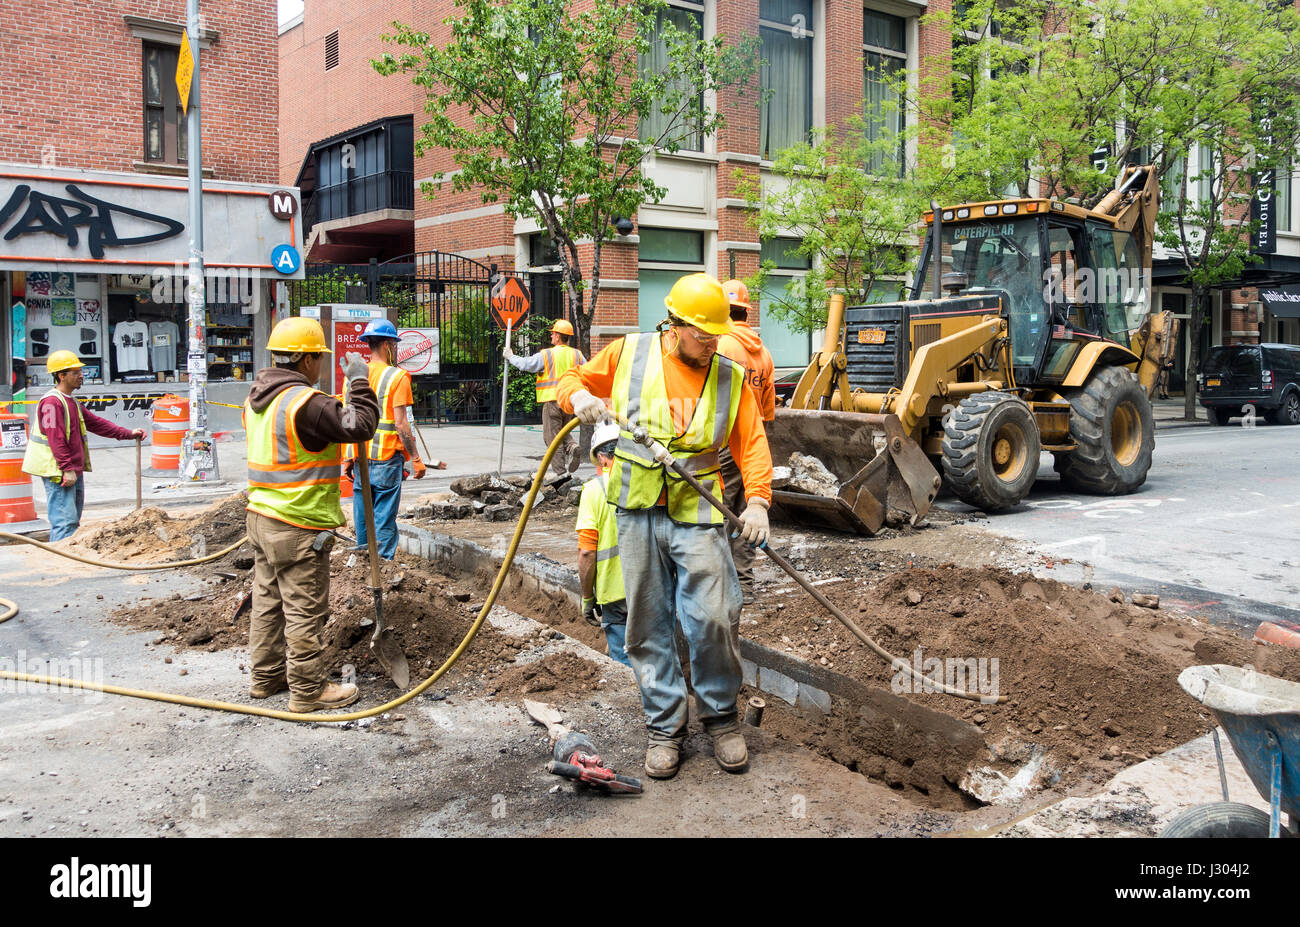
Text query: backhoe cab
768 165 1180 533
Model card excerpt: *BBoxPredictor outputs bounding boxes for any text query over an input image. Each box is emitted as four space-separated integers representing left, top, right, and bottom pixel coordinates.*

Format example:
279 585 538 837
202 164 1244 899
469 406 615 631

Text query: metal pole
497 317 511 475
179 0 219 482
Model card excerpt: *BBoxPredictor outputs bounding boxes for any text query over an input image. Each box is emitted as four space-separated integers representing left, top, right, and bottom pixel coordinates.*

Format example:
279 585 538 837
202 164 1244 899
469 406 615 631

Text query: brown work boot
712 730 749 773
645 742 681 780
288 682 359 714
249 677 289 699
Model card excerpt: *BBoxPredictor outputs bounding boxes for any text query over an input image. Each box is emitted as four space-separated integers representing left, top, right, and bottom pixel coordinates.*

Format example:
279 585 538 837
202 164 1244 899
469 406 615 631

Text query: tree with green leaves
373 0 758 356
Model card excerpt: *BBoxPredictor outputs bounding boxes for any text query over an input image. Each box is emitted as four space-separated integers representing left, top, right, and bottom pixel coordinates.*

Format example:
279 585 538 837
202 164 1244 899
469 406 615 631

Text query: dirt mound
486 651 606 701
71 491 250 562
747 563 1300 791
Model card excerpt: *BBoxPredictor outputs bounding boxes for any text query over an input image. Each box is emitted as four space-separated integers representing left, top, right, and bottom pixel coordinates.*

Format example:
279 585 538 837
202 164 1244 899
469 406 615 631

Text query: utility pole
178 0 220 482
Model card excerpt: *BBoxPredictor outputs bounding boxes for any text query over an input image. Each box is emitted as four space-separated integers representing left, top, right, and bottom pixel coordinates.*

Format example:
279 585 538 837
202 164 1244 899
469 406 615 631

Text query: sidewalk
1151 397 1209 430
26 422 594 518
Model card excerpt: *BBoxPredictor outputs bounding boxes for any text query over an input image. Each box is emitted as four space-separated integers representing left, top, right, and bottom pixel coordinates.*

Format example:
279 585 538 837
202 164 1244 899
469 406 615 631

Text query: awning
1259 285 1300 319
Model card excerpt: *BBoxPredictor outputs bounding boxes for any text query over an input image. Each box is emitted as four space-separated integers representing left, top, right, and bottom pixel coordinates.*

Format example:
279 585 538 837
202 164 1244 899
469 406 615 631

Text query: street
943 422 1300 627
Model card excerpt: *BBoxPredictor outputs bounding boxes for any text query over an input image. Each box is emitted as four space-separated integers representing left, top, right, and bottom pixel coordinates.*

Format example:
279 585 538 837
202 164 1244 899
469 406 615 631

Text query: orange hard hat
722 279 751 310
551 319 575 337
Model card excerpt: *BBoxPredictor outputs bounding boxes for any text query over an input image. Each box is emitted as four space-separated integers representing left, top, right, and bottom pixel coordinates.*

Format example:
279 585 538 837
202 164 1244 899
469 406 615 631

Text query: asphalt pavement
942 418 1300 628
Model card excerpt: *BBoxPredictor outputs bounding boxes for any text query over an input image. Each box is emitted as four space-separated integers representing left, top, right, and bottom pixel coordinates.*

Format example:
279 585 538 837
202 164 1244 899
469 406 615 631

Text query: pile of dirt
745 564 1300 792
485 650 606 701
70 491 250 562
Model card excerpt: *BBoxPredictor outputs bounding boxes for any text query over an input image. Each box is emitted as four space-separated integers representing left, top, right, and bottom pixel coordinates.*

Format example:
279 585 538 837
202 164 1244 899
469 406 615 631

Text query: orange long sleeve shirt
557 335 773 505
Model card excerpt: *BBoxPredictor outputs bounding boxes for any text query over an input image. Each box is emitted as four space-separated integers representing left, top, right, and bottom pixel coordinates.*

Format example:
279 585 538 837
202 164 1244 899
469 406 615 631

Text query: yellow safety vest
604 332 743 526
345 363 406 461
21 392 90 478
245 385 345 530
535 345 584 403
577 473 624 605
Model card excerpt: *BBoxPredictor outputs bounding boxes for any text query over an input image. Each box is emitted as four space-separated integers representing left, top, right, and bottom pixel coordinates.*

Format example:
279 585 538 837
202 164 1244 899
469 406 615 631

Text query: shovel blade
368 587 410 689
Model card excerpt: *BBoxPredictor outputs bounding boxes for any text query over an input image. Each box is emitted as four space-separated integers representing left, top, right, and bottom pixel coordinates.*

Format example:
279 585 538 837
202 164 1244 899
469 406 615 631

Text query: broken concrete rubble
784 453 840 497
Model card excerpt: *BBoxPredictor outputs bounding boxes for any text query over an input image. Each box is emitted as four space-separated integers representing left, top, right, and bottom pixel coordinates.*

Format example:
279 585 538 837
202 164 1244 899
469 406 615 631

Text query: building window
863 8 907 176
638 229 705 328
325 30 339 70
638 2 705 151
143 43 187 164
759 238 814 366
760 0 814 160
1276 162 1292 233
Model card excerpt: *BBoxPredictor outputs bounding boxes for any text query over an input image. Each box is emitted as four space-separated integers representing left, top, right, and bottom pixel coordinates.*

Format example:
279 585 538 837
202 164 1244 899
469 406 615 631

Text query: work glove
570 389 608 426
60 470 78 487
413 459 427 479
582 597 602 627
735 498 770 548
503 344 514 359
343 351 369 382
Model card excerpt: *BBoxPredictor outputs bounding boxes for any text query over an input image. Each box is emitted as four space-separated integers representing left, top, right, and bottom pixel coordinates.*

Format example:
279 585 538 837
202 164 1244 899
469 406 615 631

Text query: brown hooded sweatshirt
246 367 379 452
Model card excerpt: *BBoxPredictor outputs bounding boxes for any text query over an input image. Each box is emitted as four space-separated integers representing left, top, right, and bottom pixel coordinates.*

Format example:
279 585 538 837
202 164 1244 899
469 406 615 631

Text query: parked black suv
1198 343 1300 425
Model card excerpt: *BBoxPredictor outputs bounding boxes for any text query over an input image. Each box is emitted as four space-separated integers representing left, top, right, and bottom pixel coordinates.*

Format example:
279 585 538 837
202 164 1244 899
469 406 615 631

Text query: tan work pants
541 400 580 477
247 510 335 699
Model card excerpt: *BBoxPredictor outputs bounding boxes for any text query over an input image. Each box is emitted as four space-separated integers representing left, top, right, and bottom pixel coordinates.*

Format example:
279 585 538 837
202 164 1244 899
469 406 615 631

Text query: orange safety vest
345 363 408 462
535 345 586 403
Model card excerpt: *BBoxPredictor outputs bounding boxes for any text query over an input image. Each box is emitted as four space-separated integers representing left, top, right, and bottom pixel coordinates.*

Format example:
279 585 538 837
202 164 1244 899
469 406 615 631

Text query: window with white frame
1276 160 1292 232
638 0 706 152
759 238 814 366
760 0 814 160
863 8 907 176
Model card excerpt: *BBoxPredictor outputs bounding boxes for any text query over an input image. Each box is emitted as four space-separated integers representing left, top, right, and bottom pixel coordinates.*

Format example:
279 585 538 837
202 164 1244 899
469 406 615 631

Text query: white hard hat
590 421 621 467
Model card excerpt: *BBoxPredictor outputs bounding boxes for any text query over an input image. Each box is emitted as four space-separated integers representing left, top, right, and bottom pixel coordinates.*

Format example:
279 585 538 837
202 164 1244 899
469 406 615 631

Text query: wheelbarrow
1159 665 1300 838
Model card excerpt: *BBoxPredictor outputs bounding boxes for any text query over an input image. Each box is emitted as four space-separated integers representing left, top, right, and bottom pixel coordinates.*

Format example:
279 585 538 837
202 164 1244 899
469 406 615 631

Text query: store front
0 163 304 439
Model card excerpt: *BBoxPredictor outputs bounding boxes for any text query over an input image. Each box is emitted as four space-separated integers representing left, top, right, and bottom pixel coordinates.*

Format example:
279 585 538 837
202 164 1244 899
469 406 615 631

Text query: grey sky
278 0 304 27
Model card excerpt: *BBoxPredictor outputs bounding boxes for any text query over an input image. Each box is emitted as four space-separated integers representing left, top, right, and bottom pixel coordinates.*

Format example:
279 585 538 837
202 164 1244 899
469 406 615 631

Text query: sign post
177 0 219 483
489 272 531 475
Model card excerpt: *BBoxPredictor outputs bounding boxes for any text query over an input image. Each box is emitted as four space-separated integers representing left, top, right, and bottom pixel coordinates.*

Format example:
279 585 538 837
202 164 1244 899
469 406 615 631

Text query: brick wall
0 0 277 184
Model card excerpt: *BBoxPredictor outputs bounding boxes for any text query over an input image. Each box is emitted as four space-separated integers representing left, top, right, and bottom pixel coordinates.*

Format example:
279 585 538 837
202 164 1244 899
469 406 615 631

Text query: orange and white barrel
340 464 354 500
0 411 44 532
150 394 189 473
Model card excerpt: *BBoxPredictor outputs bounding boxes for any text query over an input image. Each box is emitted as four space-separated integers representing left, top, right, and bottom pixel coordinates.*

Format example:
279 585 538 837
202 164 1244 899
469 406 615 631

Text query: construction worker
20 351 145 541
244 317 379 713
557 272 773 780
504 319 587 479
343 318 432 561
717 280 776 604
576 421 629 667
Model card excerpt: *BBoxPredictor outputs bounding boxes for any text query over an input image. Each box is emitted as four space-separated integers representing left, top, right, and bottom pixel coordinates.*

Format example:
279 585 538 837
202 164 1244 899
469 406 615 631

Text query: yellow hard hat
722 279 751 310
551 319 575 337
664 273 732 335
266 317 331 353
47 350 85 374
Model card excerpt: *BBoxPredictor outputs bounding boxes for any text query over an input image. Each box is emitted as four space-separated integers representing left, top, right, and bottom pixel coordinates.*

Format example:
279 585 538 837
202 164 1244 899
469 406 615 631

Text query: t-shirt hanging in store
148 320 180 372
114 320 150 372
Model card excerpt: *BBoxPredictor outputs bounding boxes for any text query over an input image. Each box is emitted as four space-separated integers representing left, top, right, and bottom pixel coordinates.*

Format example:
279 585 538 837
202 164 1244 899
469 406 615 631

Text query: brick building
0 0 296 432
279 0 949 366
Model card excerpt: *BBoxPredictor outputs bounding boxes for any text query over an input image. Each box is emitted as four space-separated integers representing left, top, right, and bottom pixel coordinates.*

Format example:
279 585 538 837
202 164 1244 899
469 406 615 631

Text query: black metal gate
287 252 538 425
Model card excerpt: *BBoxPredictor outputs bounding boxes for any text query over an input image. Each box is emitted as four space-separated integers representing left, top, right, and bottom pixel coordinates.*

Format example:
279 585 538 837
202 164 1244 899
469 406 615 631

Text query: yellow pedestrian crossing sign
176 35 195 114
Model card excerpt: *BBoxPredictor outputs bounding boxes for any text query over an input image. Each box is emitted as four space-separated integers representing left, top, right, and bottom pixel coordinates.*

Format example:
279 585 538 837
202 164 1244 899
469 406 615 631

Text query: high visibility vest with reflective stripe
535 345 584 403
579 473 625 605
21 393 89 478
345 364 406 461
604 332 743 526
245 385 345 530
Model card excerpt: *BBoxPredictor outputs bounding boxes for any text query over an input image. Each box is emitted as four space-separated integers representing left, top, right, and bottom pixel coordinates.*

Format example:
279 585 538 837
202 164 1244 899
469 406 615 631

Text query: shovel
354 447 410 688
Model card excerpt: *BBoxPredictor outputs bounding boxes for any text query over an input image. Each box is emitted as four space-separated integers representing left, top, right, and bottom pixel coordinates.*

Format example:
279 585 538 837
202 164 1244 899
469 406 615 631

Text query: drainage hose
0 419 578 722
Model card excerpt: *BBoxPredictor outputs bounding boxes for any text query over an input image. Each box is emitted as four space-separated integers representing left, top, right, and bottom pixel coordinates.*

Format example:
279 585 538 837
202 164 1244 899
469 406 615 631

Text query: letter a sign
490 276 530 329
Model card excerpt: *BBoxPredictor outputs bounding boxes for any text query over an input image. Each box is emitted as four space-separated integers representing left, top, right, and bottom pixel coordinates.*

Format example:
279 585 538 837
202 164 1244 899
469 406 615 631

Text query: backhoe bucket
765 408 942 535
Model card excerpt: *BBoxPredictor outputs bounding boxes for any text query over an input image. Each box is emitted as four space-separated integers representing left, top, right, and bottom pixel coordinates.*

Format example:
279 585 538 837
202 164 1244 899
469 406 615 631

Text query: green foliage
439 299 492 365
372 0 759 354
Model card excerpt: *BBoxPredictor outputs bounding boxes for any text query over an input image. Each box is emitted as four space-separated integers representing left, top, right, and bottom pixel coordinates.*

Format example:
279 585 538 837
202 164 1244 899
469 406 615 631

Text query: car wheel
1205 406 1228 426
1269 390 1300 426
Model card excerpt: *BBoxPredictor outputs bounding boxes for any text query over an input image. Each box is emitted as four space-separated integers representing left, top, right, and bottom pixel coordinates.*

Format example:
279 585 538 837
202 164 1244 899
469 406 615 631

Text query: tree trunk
1184 287 1206 421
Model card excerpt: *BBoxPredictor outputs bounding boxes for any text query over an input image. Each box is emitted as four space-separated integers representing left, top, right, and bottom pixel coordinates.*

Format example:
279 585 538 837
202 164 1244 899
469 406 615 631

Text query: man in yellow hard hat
556 272 774 780
504 318 587 478
243 317 379 713
21 350 145 540
717 280 776 604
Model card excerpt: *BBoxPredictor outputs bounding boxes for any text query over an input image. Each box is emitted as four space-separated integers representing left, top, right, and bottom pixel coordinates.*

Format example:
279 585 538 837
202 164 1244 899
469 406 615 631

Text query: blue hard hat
361 318 399 341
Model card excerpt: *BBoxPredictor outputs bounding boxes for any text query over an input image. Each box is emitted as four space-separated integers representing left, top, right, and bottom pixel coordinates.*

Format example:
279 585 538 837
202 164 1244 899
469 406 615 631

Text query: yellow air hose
0 419 578 722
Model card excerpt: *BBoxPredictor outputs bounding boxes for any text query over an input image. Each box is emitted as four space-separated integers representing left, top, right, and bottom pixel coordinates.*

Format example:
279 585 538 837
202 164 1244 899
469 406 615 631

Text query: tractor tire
941 392 1041 511
1157 802 1279 838
1055 366 1154 495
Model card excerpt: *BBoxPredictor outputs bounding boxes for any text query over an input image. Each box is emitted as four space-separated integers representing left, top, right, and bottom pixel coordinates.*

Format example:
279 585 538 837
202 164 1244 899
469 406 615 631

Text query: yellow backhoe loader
768 165 1180 534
